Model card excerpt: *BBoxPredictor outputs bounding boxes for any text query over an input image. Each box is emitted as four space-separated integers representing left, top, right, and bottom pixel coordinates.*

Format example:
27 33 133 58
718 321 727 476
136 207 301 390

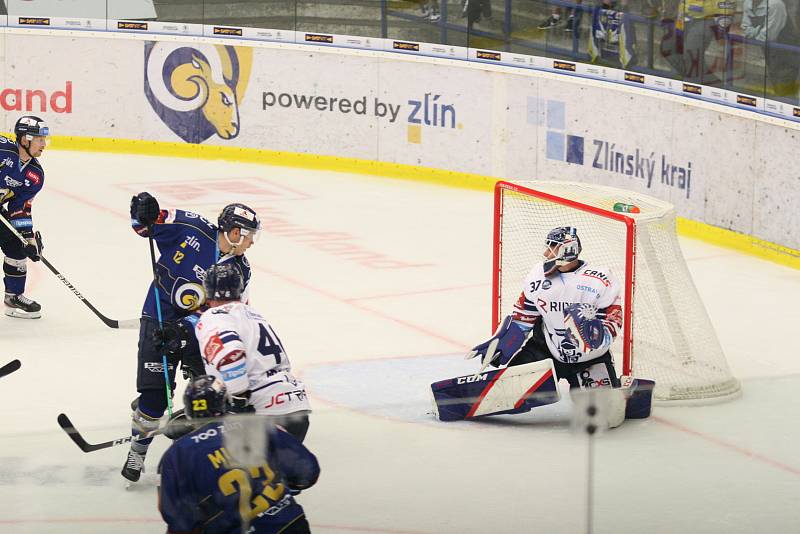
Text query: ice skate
121 449 146 482
4 293 41 319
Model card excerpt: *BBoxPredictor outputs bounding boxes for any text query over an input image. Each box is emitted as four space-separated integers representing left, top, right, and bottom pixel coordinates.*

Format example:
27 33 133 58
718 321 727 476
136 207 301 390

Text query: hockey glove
22 232 43 262
131 192 160 227
230 391 254 414
563 304 611 355
152 320 193 356
466 315 533 367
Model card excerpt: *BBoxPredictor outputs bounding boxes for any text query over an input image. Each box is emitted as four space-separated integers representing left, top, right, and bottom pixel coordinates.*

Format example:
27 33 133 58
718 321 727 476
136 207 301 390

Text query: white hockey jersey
512 261 623 364
196 302 291 396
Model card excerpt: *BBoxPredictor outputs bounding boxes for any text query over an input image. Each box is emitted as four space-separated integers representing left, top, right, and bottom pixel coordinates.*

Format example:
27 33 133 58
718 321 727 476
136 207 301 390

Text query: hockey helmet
218 203 261 239
14 116 49 141
203 262 244 302
184 375 228 419
543 226 582 275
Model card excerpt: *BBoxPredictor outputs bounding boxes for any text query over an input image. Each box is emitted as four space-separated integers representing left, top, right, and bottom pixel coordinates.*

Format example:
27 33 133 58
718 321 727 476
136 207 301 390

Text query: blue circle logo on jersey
144 42 253 144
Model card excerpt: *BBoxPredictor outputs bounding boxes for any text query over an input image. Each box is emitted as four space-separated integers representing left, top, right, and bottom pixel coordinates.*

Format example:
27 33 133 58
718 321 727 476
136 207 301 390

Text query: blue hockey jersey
158 420 319 534
0 135 45 238
131 208 252 323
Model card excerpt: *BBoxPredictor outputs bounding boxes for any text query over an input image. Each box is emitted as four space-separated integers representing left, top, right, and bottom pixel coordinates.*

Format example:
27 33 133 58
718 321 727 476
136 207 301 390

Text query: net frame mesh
494 181 740 403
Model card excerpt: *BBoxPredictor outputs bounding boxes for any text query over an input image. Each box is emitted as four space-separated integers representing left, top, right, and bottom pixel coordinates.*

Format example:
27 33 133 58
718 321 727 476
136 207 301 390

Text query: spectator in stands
421 0 441 21
741 0 800 101
538 3 584 31
588 0 636 68
463 0 493 29
659 0 735 84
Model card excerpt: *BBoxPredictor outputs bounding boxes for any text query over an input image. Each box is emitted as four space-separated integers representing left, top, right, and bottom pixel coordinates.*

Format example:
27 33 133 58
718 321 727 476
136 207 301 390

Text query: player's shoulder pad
23 162 44 187
524 263 550 292
170 209 218 238
209 303 237 316
243 304 265 323
578 263 615 287
0 135 16 152
27 157 44 173
182 422 224 445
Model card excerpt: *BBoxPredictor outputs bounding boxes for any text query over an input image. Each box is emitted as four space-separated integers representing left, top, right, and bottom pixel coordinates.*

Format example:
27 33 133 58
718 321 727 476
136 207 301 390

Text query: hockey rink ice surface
1 150 798 534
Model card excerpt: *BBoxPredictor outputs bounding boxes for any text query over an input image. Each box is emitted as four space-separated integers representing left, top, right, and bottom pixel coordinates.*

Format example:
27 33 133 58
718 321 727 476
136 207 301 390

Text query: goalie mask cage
493 181 740 403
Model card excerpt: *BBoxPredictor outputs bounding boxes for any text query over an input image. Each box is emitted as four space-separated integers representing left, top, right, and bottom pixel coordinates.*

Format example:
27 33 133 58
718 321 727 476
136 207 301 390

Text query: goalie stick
0 359 21 378
0 215 138 329
57 413 164 453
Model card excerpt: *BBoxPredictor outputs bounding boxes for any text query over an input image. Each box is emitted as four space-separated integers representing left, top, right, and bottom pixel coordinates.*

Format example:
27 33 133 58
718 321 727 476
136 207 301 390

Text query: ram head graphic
144 42 253 144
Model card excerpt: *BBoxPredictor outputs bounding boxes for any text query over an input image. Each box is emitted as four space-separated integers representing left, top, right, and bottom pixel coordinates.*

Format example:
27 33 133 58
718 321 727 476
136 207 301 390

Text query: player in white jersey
437 227 654 426
195 263 311 442
469 227 624 391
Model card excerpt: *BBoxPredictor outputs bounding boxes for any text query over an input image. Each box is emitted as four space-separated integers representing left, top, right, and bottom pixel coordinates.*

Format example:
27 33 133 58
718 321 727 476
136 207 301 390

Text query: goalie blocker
430 360 655 424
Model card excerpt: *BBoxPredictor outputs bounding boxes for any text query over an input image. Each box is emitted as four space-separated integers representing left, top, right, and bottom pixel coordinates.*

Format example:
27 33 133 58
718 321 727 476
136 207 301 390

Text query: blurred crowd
414 0 800 103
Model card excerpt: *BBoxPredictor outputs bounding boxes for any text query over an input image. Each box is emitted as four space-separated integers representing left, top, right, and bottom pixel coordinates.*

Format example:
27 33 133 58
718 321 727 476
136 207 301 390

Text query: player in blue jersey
122 192 261 482
158 375 319 534
0 116 49 319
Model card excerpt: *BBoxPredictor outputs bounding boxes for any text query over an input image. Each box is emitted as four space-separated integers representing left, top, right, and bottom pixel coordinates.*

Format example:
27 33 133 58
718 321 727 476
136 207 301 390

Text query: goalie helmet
14 116 49 141
543 226 582 275
203 263 244 302
218 203 261 238
184 375 228 419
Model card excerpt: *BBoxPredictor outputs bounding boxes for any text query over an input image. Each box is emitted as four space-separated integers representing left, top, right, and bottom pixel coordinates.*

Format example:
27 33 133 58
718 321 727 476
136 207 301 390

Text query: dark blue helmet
218 203 260 235
203 263 244 301
184 375 228 419
14 116 49 140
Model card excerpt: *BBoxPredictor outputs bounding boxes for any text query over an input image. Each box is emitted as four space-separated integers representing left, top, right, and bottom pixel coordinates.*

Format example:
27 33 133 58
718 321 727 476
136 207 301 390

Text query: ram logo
144 42 253 144
173 280 206 311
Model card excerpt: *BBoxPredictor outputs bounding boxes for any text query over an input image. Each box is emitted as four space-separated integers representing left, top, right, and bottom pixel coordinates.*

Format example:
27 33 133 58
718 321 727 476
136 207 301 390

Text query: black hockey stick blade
58 413 97 452
57 413 160 453
0 359 21 378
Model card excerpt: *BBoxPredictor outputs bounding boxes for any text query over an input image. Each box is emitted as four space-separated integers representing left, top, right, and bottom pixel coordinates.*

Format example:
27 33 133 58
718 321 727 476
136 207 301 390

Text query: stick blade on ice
0 359 21 378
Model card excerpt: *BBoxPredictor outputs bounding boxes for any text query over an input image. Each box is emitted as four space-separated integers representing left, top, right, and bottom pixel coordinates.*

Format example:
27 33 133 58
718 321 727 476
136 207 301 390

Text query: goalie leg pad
621 377 655 419
430 359 561 422
569 360 625 428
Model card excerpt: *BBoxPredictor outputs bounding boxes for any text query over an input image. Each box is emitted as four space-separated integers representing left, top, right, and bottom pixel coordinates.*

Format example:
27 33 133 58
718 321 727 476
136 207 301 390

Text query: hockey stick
0 215 138 329
57 413 164 453
147 231 174 418
0 359 21 378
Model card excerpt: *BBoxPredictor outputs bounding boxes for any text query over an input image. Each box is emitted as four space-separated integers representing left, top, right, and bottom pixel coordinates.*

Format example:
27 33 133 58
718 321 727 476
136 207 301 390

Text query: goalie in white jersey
433 227 653 426
195 263 311 442
470 226 623 389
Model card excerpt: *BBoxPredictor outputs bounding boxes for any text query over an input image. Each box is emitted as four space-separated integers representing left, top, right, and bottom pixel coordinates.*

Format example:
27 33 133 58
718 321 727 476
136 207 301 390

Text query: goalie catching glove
466 315 533 367
562 304 612 357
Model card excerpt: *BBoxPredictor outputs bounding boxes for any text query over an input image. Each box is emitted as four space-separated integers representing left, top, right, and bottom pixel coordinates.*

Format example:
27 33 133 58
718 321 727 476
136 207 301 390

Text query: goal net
493 181 740 403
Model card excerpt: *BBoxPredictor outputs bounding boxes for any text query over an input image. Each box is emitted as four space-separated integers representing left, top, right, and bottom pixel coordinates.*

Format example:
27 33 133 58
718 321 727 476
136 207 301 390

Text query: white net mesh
496 181 740 403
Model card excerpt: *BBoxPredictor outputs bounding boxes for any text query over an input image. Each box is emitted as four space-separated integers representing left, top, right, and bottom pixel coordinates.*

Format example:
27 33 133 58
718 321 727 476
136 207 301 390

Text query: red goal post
493 181 636 376
492 180 740 403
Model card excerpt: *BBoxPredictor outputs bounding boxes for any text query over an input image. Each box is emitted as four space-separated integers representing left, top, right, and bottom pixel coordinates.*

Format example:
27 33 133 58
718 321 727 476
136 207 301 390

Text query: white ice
1 151 798 533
